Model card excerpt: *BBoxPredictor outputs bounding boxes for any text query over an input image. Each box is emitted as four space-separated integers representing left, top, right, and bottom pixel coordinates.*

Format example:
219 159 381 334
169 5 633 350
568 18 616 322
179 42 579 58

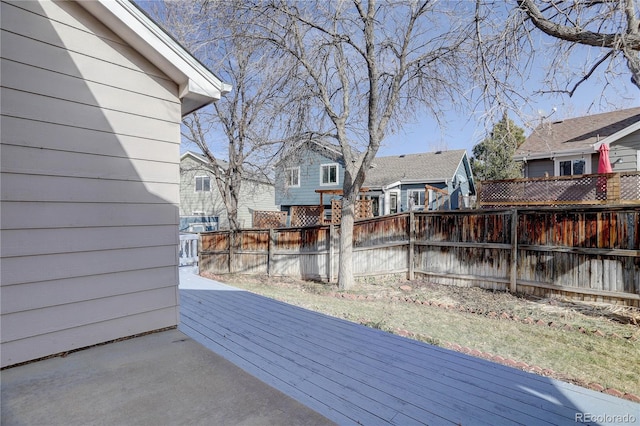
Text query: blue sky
141 0 640 160
378 78 640 158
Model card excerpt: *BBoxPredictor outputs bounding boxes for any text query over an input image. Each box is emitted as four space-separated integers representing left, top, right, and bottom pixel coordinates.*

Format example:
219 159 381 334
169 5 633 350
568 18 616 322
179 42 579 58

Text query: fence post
329 224 335 283
606 173 621 203
510 209 518 293
228 231 235 274
268 228 275 277
408 211 415 280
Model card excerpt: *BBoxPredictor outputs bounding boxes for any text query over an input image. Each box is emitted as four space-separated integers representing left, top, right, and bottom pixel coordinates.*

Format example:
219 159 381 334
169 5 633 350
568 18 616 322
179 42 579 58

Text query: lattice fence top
620 172 640 201
331 199 374 224
290 205 324 227
253 210 287 229
478 172 640 207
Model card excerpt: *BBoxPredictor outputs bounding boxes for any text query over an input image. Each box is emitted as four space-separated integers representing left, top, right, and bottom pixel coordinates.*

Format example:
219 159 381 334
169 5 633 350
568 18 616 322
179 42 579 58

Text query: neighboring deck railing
478 171 640 208
179 233 199 266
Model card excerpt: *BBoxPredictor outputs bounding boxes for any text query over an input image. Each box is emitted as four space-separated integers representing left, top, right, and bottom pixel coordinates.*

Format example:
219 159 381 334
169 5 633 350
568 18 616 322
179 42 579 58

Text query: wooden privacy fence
199 206 640 306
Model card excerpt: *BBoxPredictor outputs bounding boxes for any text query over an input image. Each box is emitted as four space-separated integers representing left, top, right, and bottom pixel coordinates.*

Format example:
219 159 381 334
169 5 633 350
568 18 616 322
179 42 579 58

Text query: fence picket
198 206 640 306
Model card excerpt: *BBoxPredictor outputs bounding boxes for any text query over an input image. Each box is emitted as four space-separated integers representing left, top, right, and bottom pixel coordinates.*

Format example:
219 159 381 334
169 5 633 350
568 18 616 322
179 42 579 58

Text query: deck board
179 273 640 425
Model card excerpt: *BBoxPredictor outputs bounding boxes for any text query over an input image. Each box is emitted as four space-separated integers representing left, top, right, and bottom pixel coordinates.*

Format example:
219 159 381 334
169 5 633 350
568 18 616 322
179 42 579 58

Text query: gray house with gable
514 107 640 177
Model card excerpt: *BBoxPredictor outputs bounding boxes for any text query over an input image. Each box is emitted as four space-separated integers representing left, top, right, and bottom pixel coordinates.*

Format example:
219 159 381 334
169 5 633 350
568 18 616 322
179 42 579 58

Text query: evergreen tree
471 114 525 181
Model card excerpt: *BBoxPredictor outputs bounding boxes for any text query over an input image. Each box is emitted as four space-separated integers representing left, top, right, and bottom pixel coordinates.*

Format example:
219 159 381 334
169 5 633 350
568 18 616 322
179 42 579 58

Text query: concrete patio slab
0 328 333 426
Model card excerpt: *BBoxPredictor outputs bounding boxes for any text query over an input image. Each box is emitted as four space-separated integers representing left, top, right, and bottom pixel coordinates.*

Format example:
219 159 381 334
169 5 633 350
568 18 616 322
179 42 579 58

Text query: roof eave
592 121 640 151
79 0 231 117
514 147 595 161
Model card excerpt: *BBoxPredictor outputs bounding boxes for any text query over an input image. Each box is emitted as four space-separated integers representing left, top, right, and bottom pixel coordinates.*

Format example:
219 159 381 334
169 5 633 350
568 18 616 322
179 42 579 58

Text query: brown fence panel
234 230 269 274
197 206 640 306
353 214 408 249
416 210 511 244
269 226 332 280
516 207 639 305
199 231 230 274
414 211 513 291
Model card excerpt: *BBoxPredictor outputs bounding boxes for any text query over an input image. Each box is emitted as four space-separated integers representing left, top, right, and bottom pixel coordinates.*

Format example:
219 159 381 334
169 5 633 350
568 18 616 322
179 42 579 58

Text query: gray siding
590 155 599 174
1 1 182 367
610 130 640 171
524 159 554 178
276 149 345 207
179 157 277 229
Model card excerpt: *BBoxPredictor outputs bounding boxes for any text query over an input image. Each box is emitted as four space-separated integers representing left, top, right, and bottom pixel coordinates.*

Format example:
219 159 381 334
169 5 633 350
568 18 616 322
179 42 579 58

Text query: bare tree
146 1 300 231
515 0 640 94
240 0 475 289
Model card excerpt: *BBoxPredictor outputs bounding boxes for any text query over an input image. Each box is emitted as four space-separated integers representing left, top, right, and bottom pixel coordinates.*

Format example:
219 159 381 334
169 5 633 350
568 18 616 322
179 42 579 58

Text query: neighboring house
179 151 277 230
514 107 640 178
364 150 476 214
275 141 475 215
275 140 346 213
0 0 229 367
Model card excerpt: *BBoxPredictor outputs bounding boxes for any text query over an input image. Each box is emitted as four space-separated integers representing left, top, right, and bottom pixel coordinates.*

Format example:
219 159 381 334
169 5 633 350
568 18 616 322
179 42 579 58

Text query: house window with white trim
407 189 425 210
555 155 590 176
195 176 211 192
320 163 339 185
285 167 300 187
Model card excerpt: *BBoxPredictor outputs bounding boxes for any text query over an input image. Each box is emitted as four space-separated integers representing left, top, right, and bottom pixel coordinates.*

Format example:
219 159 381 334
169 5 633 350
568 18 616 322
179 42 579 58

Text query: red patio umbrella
597 144 613 173
597 144 612 198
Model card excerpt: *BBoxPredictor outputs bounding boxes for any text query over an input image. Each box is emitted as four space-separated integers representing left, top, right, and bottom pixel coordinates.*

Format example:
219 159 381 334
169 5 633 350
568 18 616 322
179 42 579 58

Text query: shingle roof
516 107 640 156
180 151 272 185
364 150 467 188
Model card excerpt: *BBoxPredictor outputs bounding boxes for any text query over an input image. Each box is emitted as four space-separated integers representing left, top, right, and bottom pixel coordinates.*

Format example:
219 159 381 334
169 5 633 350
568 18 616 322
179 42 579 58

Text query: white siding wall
180 157 228 223
0 1 182 367
179 157 277 229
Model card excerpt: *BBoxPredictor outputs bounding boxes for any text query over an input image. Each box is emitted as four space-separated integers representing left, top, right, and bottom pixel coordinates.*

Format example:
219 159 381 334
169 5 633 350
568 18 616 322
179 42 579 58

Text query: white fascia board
592 121 640 151
180 151 208 164
382 181 402 191
514 147 592 161
79 0 231 117
400 178 447 185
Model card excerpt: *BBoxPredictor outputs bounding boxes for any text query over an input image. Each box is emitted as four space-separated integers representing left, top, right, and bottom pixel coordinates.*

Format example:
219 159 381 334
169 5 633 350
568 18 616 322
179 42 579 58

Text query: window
389 193 398 214
195 176 211 192
285 167 300 187
320 163 338 185
559 159 585 175
555 156 590 176
407 189 425 210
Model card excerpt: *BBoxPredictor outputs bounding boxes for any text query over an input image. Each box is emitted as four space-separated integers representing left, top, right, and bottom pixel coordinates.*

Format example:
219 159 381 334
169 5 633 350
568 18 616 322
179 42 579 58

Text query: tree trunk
338 195 355 290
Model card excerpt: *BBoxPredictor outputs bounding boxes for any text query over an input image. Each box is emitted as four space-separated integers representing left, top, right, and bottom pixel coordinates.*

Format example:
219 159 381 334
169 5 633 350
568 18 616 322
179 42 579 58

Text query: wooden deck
179 275 639 425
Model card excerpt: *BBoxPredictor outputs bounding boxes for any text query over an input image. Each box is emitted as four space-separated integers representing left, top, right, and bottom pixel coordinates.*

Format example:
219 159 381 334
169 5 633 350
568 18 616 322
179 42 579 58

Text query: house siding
0 1 182 367
449 156 474 209
276 149 345 207
524 159 554 178
610 130 640 171
179 156 277 229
